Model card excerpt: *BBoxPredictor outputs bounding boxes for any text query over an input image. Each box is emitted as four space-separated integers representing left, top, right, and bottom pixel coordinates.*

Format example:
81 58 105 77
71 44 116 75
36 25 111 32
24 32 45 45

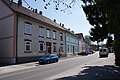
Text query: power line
22 0 32 8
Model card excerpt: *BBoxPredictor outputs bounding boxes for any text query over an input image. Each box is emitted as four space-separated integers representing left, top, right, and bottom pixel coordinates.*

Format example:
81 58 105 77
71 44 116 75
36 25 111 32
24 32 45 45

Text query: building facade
76 33 91 54
0 0 66 64
65 29 79 56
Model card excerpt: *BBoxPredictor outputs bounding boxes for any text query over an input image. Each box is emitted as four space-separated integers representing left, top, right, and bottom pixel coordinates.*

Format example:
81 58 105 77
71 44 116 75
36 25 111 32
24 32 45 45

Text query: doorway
73 46 75 54
46 42 51 54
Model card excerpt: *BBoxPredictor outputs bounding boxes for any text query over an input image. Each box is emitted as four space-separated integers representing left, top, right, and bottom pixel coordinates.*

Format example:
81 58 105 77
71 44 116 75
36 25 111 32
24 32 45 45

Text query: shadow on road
55 65 120 80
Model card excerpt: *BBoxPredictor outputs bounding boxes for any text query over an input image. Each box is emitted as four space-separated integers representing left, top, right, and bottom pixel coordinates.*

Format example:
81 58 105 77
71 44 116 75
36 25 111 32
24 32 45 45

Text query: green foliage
84 35 92 45
81 0 108 43
106 35 113 47
95 0 120 66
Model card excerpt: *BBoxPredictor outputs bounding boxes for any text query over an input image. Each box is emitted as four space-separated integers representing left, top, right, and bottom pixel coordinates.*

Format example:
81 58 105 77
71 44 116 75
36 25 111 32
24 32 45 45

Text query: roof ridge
2 0 78 36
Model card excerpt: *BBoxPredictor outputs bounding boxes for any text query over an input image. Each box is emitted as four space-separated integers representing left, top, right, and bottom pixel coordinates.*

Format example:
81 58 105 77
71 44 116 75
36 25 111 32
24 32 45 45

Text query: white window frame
39 42 44 51
67 44 69 53
25 41 31 52
60 44 64 52
53 31 56 40
39 26 44 37
53 43 57 52
25 23 31 34
60 32 63 41
47 29 51 38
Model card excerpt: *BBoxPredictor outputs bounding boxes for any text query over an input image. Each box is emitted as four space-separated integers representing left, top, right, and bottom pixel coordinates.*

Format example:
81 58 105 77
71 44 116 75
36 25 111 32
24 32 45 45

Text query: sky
13 0 93 36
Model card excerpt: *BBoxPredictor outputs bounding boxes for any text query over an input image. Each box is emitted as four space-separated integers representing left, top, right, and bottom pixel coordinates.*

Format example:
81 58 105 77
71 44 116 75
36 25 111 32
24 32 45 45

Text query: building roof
2 0 65 31
64 27 78 37
75 33 84 40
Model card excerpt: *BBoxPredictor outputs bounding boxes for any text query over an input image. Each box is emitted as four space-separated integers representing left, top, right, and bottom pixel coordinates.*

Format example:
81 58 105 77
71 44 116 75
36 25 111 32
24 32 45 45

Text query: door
46 42 51 54
73 46 75 54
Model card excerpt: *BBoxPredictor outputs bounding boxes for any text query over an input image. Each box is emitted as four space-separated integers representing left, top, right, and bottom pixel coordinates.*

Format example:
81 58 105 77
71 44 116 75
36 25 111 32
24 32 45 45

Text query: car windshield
49 54 57 57
103 49 106 52
100 49 102 52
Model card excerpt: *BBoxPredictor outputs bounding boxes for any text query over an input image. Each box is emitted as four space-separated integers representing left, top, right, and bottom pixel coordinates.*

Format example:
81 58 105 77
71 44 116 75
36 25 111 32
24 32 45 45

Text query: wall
0 1 16 64
66 32 79 56
16 15 66 63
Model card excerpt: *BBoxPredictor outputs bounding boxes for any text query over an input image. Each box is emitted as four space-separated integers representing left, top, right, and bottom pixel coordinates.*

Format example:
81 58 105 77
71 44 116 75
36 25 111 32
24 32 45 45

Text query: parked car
99 48 109 57
39 54 59 64
78 52 88 55
88 50 95 54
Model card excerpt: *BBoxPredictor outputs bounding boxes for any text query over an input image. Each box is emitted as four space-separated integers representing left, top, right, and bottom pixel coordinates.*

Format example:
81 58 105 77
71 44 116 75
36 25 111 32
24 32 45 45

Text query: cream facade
17 16 66 63
76 33 90 54
0 0 66 64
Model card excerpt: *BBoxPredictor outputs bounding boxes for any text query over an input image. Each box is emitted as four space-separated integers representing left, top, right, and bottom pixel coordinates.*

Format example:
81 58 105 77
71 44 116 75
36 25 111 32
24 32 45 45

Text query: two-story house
76 33 91 54
65 28 79 56
0 0 66 64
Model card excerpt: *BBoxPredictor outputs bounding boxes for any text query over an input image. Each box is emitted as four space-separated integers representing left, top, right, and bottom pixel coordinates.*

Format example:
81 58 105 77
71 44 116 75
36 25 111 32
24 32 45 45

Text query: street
0 52 120 80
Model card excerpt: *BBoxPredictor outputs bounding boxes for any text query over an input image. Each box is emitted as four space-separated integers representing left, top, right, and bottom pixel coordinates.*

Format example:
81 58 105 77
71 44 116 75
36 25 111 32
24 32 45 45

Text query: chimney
18 0 22 7
60 23 62 26
39 11 42 15
62 24 64 27
32 9 35 12
71 30 74 33
35 9 38 13
10 0 13 2
54 19 56 22
68 28 70 31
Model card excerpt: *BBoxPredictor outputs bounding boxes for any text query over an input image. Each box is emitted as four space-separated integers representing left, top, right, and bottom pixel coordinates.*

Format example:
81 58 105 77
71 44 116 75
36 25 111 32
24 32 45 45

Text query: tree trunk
114 34 120 66
97 41 99 50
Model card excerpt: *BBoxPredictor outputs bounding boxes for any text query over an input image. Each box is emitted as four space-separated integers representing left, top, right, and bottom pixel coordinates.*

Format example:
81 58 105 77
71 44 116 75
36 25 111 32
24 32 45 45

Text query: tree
82 0 120 66
84 35 92 45
106 35 113 48
94 0 120 66
81 0 109 50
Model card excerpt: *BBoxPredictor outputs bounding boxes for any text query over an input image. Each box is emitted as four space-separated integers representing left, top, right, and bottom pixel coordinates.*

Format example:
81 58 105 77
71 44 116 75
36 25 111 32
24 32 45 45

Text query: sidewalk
0 55 79 75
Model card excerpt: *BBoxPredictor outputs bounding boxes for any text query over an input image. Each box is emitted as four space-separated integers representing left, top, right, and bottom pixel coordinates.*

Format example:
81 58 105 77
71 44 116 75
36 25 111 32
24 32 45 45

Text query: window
47 29 51 38
53 31 56 40
60 32 63 41
39 26 44 38
39 42 44 51
60 44 64 52
25 40 31 53
53 43 57 52
25 22 31 35
66 35 69 42
67 44 69 53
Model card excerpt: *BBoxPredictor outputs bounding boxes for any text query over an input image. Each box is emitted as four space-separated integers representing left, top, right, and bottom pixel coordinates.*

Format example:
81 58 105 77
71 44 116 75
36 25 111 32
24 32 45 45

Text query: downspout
65 31 67 57
15 14 18 63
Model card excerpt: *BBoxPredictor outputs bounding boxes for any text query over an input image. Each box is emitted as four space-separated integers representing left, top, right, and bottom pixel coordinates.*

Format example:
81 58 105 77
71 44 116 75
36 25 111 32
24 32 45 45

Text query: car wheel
39 61 41 64
106 55 108 57
56 59 58 62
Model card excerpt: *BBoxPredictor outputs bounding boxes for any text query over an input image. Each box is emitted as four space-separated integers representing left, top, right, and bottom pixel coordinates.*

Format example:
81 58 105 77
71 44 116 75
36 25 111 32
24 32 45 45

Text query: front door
73 46 75 54
46 42 51 54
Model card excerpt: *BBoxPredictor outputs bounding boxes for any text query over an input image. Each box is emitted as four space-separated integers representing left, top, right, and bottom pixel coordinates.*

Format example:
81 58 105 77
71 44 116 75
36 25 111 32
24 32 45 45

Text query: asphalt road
0 52 110 80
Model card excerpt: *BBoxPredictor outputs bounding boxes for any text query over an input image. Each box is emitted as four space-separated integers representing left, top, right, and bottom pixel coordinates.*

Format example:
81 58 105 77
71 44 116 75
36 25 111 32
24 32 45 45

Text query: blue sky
14 0 93 36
